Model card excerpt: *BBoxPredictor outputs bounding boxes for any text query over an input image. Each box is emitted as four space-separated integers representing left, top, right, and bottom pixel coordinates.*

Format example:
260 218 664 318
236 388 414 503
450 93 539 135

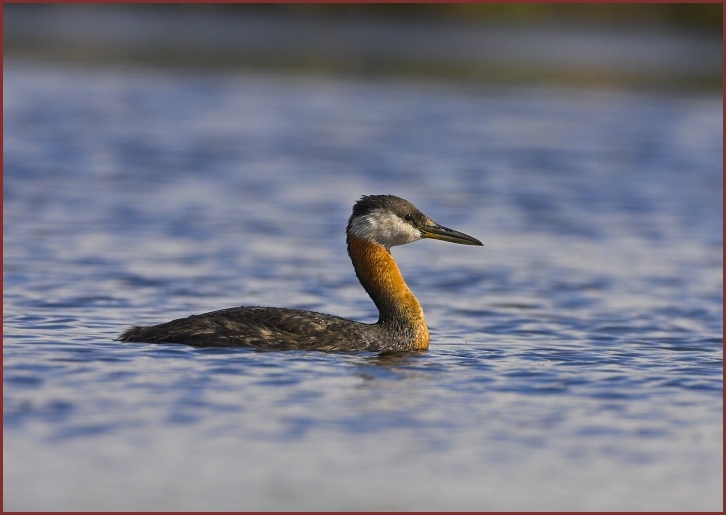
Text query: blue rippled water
3 60 722 510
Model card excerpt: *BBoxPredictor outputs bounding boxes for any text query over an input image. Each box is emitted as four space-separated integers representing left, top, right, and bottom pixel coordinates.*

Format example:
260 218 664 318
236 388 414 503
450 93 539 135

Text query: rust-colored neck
346 233 429 350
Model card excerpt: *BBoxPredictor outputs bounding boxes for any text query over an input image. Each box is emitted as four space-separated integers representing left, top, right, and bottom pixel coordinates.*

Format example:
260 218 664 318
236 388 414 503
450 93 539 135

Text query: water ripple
3 60 722 512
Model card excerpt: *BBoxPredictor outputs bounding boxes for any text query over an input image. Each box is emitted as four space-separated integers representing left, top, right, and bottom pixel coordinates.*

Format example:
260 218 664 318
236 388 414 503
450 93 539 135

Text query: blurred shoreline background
4 3 722 90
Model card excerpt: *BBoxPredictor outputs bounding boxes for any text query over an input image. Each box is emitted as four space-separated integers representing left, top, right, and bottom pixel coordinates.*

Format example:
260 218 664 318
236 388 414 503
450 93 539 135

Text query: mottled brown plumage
118 195 482 352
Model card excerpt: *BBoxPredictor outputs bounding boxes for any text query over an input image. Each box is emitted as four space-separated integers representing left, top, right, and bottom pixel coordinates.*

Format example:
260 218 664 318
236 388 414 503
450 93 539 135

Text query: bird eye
404 213 414 222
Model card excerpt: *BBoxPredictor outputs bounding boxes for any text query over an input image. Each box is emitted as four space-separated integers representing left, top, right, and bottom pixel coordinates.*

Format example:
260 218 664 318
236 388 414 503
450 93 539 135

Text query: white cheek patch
350 210 422 250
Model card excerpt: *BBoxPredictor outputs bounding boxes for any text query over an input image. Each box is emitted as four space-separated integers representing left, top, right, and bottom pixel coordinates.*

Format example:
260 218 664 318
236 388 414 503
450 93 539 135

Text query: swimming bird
118 195 482 352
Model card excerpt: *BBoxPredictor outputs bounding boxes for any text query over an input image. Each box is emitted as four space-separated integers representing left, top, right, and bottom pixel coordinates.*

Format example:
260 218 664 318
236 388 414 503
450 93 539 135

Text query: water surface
3 60 722 511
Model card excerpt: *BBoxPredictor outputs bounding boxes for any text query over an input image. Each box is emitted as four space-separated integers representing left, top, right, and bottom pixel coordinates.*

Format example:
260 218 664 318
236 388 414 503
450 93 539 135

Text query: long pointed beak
420 222 482 246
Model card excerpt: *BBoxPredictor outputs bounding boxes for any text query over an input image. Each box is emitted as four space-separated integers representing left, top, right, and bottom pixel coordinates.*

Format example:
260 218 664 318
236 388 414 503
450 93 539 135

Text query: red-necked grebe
118 195 482 352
